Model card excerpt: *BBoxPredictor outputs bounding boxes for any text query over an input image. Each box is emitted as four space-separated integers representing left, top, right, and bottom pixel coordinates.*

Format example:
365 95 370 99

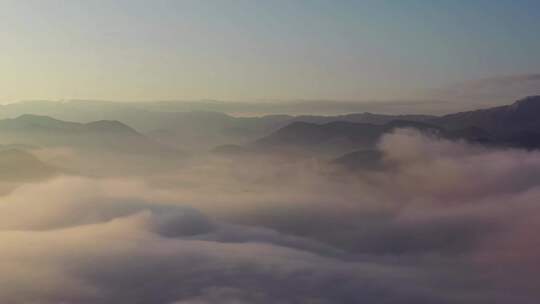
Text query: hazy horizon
0 91 536 117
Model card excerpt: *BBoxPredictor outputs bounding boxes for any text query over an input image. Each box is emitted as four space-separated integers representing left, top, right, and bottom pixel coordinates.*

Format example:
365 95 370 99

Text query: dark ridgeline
0 114 179 156
432 95 540 148
245 96 540 171
256 96 540 152
1 96 540 158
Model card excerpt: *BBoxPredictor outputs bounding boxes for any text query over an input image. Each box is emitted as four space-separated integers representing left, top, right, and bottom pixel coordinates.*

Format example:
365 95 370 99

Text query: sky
1 0 540 102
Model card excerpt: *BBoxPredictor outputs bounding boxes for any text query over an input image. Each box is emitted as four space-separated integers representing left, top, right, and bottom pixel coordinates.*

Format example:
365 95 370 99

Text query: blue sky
1 0 539 101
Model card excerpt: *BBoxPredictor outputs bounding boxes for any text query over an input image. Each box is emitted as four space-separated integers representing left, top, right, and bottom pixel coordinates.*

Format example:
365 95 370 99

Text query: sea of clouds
1 129 539 303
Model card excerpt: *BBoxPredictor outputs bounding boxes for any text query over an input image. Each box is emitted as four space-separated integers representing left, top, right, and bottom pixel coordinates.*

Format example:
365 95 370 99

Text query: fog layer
0 129 539 303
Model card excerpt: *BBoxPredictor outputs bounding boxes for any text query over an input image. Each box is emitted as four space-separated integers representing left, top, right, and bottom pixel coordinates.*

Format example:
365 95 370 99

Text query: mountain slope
432 96 540 131
3 96 540 151
431 96 540 147
254 120 442 157
0 115 179 155
0 100 437 151
0 149 57 181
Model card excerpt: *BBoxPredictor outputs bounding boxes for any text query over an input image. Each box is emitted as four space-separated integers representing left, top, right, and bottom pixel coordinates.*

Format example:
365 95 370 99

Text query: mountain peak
9 114 79 129
507 96 540 122
15 114 63 123
85 120 140 135
510 95 540 110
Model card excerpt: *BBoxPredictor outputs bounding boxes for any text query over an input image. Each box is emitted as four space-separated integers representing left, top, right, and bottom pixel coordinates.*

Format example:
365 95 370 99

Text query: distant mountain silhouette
3 96 540 151
254 120 442 157
0 114 137 133
431 96 540 147
0 115 179 155
247 96 540 171
432 96 540 131
0 100 438 151
290 113 435 125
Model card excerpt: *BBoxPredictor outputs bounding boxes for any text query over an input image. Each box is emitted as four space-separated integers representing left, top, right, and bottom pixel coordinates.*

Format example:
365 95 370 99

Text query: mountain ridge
0 115 180 156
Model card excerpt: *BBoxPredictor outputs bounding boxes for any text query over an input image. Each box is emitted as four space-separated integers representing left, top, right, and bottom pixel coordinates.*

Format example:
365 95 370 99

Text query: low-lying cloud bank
1 129 540 303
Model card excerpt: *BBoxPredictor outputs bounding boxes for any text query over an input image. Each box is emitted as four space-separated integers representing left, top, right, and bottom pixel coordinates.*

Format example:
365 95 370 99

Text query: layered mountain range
1 96 540 175
1 96 539 151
